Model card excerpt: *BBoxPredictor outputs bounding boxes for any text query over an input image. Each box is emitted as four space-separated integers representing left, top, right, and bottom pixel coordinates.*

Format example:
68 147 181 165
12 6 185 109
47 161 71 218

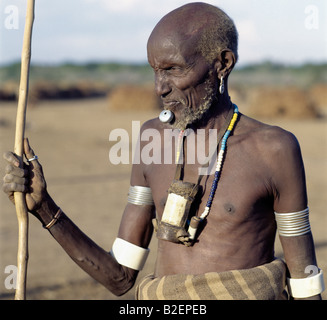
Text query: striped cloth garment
135 258 288 300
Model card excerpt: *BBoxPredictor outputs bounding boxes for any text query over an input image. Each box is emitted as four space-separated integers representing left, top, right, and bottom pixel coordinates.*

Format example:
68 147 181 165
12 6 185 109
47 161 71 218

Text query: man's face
147 31 218 130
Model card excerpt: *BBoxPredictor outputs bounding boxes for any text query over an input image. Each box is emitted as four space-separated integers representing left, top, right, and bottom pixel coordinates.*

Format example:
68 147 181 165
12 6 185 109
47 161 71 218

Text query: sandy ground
0 97 326 300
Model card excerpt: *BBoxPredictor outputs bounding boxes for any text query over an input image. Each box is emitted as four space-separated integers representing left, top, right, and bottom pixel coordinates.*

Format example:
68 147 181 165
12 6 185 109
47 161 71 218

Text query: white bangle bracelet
110 238 149 271
287 269 325 298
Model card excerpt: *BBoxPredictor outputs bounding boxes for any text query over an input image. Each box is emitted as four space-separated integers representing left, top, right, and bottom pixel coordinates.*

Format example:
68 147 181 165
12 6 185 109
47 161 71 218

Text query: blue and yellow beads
199 105 239 220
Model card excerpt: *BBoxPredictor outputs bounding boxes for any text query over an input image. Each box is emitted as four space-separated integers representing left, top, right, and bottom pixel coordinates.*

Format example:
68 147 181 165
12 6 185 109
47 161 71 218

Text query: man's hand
3 138 47 213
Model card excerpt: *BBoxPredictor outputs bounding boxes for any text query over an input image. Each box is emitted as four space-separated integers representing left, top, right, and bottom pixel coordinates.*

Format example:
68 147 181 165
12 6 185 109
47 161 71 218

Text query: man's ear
215 50 236 79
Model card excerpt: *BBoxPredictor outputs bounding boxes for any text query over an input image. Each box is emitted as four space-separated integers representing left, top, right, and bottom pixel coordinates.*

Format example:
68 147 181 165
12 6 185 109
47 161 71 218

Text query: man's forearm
281 233 317 276
280 233 322 300
34 196 138 296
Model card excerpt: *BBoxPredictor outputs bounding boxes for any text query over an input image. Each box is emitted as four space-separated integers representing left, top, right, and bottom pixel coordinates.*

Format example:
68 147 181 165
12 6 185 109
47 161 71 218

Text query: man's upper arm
270 128 308 213
269 128 321 298
116 119 156 248
117 203 155 249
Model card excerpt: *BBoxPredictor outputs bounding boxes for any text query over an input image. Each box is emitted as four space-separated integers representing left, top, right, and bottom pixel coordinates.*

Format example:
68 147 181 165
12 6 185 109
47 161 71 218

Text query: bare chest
146 138 274 224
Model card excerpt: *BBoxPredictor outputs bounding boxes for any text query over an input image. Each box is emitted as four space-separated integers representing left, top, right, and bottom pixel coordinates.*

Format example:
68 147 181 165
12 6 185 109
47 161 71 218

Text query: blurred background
0 0 326 300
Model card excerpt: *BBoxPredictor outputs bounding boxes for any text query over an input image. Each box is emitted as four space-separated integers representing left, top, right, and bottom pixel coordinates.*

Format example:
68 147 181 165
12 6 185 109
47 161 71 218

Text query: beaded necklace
200 104 239 220
175 129 185 164
163 105 239 245
187 104 239 242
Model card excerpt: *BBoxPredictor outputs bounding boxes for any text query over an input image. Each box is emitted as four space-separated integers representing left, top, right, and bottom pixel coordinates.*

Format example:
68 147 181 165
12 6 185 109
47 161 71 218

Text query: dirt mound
247 86 320 119
0 81 18 101
309 84 327 111
108 84 160 111
0 81 109 104
29 82 108 102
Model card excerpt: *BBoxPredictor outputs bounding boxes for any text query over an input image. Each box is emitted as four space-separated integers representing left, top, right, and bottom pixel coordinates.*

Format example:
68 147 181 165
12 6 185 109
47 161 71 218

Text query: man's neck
189 92 233 133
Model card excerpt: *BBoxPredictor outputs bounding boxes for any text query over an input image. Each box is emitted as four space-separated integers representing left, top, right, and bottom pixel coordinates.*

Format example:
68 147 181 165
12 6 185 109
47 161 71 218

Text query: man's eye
167 66 181 72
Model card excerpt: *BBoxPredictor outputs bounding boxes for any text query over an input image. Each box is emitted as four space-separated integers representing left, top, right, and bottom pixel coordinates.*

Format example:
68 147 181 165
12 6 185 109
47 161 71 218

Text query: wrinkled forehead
147 21 202 63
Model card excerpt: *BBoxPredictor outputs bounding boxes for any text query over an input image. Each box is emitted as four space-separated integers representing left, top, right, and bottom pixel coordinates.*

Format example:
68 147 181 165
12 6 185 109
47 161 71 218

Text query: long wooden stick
13 0 35 300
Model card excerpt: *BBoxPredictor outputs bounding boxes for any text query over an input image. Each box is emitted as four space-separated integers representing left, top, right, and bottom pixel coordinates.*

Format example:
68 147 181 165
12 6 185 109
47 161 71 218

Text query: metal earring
219 76 224 95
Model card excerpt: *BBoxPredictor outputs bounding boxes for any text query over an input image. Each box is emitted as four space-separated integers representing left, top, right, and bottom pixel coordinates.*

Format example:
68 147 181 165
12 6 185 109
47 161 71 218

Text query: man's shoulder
238 114 301 158
140 117 165 132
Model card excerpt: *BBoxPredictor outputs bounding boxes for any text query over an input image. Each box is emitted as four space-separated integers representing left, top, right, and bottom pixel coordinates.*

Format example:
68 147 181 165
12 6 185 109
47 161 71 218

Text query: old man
3 2 324 300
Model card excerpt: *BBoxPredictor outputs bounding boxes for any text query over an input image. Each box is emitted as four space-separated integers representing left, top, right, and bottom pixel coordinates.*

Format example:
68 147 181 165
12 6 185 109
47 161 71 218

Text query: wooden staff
13 0 35 300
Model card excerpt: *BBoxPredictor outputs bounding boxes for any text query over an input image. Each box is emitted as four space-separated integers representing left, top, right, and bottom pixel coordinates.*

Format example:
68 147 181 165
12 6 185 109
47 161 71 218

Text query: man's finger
5 164 28 178
24 137 35 159
3 174 27 186
3 151 20 167
2 182 28 194
24 138 41 169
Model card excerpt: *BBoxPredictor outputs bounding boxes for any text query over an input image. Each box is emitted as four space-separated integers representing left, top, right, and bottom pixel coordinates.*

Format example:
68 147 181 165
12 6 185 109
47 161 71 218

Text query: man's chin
171 105 212 130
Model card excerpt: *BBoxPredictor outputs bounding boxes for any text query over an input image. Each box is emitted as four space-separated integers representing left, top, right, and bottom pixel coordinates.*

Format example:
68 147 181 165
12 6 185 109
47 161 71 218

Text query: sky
0 0 326 67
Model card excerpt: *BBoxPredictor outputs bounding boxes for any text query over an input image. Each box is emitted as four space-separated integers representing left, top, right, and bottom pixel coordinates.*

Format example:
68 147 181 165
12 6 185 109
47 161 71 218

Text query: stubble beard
169 79 217 130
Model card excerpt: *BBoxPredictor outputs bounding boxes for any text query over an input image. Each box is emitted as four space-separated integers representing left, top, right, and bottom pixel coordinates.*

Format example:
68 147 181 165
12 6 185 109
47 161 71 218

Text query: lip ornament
159 110 175 123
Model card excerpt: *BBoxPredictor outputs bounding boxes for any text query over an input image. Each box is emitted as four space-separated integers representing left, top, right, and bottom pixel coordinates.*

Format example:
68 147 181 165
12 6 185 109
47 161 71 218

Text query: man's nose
155 72 171 97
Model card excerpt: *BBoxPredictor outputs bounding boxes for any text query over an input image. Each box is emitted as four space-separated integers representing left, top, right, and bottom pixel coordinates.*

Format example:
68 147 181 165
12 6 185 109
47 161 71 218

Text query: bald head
148 2 239 64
